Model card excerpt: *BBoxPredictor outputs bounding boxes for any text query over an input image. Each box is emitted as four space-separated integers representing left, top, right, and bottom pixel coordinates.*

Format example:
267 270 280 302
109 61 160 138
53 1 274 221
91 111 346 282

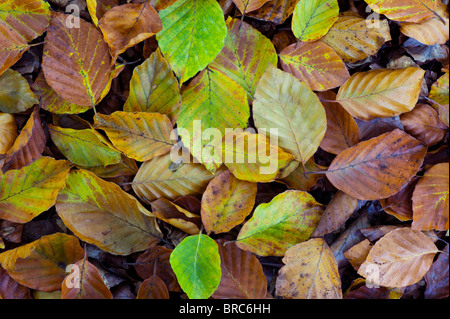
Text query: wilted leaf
212 240 267 299
42 12 114 107
123 49 181 123
280 42 350 91
318 91 359 155
428 71 449 126
236 190 324 256
2 108 46 173
336 67 425 121
99 2 162 60
201 170 257 234
222 131 296 183
56 169 162 255
0 233 84 291
49 125 122 168
170 234 221 299
364 0 447 23
0 68 39 113
424 244 449 299
253 65 327 164
246 0 298 24
62 259 113 299
0 157 71 223
400 104 447 146
137 276 170 299
412 163 449 231
276 238 342 299
150 198 201 235
94 111 173 162
31 72 91 115
312 191 359 237
209 17 278 99
0 113 17 154
291 0 339 42
156 0 227 83
321 14 392 63
358 228 439 287
0 0 51 76
326 129 427 200
132 153 214 203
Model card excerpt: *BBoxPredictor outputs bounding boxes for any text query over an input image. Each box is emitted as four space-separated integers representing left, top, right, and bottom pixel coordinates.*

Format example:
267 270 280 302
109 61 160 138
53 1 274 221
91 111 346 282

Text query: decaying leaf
276 238 342 299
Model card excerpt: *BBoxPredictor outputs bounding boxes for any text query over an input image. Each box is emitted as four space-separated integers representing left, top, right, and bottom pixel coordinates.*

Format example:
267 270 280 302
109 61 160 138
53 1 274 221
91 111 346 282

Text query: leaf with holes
156 0 227 83
42 12 114 107
412 163 449 231
291 0 339 42
236 190 324 256
326 129 427 200
170 234 221 299
56 169 162 255
94 111 173 162
0 233 85 292
336 67 425 121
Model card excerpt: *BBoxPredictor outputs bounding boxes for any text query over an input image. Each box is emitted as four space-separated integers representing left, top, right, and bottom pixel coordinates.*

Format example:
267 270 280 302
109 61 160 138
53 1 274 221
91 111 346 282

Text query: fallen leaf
336 67 425 121
0 266 31 299
276 238 342 299
412 163 449 231
379 177 420 221
86 0 119 27
246 0 298 24
0 68 39 113
236 190 325 256
358 228 439 287
428 71 449 126
343 239 372 271
424 244 449 299
0 233 84 291
326 129 427 200
232 0 270 14
400 15 449 46
201 170 257 235
137 276 169 299
0 113 17 154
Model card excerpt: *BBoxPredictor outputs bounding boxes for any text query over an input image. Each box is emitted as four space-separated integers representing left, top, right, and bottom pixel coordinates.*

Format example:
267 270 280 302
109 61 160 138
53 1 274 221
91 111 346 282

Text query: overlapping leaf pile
0 0 448 300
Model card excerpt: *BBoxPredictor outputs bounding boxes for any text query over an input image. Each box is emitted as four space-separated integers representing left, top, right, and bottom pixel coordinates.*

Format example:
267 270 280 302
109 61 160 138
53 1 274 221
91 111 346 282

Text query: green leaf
123 49 181 123
49 125 122 168
170 234 221 299
178 68 249 172
209 17 278 100
0 157 71 223
156 0 227 83
0 68 39 113
292 0 339 42
236 190 325 256
253 65 327 164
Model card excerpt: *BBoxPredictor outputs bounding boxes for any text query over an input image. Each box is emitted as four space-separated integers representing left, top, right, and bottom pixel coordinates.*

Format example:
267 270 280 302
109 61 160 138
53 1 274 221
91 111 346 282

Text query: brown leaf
326 129 427 200
424 244 449 299
379 177 419 221
137 275 170 299
212 240 267 299
62 259 113 299
358 228 439 288
99 2 162 60
343 239 372 271
2 107 46 173
0 266 31 299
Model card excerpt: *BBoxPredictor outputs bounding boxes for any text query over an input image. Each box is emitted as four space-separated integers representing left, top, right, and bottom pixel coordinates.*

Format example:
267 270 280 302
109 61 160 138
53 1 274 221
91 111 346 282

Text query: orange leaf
0 233 85 292
0 113 17 155
326 129 427 200
280 42 350 91
412 163 449 231
137 276 170 299
232 0 270 14
358 228 439 287
62 259 113 299
99 2 162 60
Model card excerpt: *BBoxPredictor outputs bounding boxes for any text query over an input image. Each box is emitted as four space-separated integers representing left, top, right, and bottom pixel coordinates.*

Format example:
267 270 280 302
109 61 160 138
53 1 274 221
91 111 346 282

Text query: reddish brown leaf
0 266 31 299
137 275 170 299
